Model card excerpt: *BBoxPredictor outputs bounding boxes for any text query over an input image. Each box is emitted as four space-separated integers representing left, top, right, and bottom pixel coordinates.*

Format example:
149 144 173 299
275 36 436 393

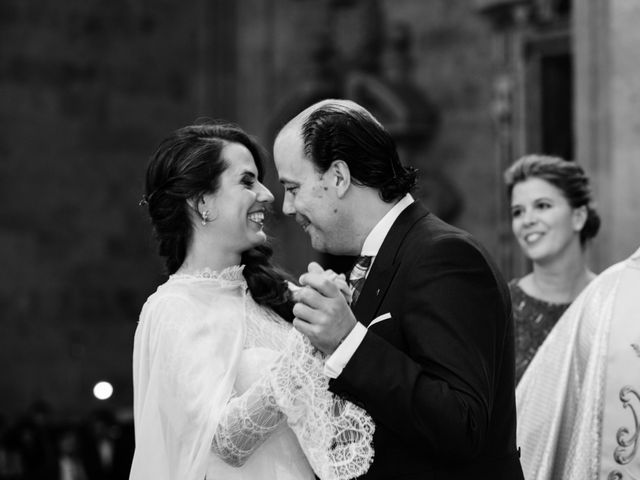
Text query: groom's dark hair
300 100 417 202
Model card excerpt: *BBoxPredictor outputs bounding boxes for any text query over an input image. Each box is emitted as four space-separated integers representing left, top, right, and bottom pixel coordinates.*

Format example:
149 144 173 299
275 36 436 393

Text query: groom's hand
292 262 357 355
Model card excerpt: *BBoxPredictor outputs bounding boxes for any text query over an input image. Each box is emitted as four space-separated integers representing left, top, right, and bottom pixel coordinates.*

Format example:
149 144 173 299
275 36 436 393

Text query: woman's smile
248 209 265 227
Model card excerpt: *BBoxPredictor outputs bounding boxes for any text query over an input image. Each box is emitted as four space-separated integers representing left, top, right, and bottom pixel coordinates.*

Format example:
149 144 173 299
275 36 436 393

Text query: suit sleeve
330 236 506 460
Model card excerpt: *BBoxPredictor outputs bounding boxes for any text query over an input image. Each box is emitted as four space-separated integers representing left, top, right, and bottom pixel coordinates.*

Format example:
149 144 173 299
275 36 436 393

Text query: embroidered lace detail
269 330 375 480
170 265 245 283
210 295 375 479
212 387 285 467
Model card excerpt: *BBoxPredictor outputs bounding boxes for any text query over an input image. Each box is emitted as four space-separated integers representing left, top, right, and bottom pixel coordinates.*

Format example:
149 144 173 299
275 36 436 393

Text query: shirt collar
361 194 414 257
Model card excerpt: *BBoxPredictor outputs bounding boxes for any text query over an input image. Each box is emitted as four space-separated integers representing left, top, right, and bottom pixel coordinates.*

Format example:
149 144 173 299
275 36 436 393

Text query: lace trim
270 330 375 479
170 265 246 283
211 327 375 479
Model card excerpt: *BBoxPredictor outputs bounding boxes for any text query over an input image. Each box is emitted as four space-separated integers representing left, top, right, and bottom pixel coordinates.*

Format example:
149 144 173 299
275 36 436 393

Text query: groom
273 99 524 479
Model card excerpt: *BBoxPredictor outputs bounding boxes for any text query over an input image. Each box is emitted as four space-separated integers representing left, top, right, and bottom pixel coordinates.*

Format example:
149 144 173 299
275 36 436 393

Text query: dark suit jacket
330 202 524 479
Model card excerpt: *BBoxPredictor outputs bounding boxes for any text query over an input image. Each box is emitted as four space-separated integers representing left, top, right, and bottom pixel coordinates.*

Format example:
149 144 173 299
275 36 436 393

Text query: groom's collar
360 194 414 257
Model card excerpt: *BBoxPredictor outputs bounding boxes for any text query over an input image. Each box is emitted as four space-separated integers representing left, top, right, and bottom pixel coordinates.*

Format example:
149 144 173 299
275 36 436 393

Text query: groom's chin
310 239 325 252
308 235 328 253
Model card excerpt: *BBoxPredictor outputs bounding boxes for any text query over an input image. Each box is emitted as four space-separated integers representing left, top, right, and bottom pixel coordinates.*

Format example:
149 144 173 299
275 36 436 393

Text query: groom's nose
282 194 296 216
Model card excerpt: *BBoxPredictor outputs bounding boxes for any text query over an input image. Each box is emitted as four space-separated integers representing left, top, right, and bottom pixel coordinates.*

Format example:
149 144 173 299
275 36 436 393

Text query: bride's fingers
307 262 325 274
299 272 341 297
307 263 345 286
321 271 350 296
293 285 334 311
300 263 329 286
305 263 348 287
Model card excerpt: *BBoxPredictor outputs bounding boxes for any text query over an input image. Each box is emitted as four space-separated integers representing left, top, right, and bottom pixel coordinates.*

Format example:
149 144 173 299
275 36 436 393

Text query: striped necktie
349 255 373 305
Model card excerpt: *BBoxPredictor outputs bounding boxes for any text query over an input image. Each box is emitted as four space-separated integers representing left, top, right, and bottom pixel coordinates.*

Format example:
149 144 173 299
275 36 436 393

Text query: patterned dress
508 279 570 383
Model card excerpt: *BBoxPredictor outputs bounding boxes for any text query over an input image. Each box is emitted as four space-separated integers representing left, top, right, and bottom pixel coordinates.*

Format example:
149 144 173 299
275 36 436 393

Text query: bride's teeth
248 212 264 224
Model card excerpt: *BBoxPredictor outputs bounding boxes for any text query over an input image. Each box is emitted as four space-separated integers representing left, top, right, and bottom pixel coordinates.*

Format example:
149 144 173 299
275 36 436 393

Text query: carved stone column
476 0 533 279
574 0 640 270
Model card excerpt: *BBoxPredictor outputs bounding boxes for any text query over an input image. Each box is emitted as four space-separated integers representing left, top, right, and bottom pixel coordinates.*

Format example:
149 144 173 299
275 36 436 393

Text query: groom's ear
330 160 351 198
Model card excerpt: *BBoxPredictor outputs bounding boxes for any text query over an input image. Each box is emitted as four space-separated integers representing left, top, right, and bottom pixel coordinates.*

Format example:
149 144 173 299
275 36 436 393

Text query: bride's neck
178 239 241 274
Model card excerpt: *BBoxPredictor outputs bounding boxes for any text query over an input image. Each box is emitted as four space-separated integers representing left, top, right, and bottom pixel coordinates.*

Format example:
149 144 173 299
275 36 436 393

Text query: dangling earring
200 210 210 226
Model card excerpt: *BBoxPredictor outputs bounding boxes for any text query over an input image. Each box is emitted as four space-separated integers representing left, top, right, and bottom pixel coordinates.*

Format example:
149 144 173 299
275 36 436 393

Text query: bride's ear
186 195 208 217
186 196 201 213
188 194 218 225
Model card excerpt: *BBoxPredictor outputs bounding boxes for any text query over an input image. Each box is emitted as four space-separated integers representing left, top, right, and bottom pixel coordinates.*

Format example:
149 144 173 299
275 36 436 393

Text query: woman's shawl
130 277 246 480
516 248 640 479
599 249 640 479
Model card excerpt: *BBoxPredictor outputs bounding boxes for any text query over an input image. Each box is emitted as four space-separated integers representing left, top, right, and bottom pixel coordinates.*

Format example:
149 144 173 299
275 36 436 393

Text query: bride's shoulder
145 280 192 305
139 286 195 324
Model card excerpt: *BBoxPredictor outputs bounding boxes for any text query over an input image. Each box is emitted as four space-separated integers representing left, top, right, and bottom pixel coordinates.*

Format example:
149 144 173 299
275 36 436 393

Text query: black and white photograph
1 1 639 479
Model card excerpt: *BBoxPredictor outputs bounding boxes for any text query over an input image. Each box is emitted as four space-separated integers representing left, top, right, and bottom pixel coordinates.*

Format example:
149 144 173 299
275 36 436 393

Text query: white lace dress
129 266 374 480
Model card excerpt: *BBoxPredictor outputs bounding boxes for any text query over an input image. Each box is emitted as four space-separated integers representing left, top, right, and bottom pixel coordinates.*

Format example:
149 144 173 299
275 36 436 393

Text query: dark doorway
540 52 573 160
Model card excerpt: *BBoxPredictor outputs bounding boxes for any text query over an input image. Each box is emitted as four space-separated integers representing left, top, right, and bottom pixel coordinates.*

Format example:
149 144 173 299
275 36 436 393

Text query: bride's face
203 142 274 253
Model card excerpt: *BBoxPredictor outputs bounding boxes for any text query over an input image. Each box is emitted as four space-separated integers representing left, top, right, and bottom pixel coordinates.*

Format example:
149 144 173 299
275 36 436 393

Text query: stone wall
0 0 203 417
575 0 640 270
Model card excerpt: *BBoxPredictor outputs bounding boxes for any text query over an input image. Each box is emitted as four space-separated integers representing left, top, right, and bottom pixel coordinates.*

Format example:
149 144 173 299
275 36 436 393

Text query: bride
129 121 374 480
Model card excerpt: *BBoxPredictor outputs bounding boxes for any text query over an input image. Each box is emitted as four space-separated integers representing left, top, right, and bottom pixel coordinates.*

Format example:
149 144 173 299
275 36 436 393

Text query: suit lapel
353 202 430 326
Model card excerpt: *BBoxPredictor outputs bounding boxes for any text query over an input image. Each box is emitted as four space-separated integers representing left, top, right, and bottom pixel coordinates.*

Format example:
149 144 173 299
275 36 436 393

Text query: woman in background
504 154 600 382
130 121 373 480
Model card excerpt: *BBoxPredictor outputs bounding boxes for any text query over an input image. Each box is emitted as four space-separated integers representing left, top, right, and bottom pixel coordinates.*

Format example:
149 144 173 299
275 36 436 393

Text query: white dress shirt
324 194 414 378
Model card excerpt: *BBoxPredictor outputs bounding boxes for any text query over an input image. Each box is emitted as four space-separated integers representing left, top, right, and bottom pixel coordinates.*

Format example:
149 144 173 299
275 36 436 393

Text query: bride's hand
306 262 353 305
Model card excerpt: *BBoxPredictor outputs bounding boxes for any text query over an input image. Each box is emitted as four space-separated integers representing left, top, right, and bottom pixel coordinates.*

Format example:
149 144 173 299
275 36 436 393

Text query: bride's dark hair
142 121 294 321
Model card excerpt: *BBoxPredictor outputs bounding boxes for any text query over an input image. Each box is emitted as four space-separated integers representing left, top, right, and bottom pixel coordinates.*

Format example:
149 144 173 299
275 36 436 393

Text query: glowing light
93 381 113 400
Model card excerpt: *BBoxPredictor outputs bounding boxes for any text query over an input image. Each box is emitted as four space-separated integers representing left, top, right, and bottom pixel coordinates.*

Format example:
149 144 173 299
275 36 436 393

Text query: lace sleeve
211 377 285 467
270 328 375 480
211 328 374 479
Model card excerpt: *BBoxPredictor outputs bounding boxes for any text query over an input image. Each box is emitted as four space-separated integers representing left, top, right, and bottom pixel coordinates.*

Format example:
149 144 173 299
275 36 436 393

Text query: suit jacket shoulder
353 201 510 324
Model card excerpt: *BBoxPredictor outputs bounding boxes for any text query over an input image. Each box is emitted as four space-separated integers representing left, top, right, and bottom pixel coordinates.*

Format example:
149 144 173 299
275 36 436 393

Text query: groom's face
274 129 346 254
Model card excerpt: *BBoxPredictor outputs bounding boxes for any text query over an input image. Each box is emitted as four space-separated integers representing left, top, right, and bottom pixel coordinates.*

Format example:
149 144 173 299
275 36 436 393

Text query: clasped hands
290 262 358 355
